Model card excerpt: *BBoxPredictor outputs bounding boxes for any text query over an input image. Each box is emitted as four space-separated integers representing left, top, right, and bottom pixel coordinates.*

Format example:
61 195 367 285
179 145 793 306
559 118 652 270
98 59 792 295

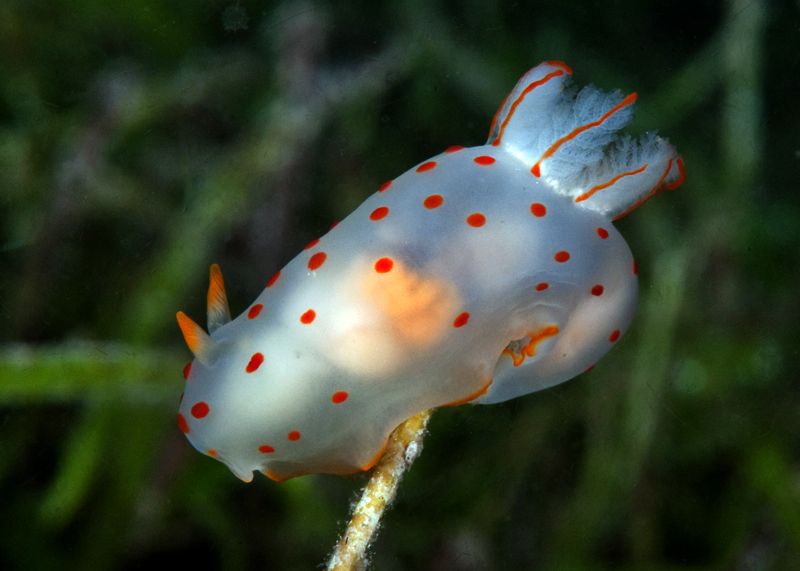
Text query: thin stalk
326 410 432 571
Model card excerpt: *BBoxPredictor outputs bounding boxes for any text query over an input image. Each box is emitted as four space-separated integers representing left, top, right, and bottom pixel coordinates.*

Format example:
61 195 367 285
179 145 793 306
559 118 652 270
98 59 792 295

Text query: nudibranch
176 61 684 482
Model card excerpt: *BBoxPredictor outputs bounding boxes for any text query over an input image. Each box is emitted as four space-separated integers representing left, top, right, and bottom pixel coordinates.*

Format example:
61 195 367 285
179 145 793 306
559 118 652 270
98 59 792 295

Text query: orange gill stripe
487 90 513 140
574 163 649 203
543 60 573 74
531 92 638 177
441 378 494 407
613 158 674 221
664 156 686 190
492 69 568 146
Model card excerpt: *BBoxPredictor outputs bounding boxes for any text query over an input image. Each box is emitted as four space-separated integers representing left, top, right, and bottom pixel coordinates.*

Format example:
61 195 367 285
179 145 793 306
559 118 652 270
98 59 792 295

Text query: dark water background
1 0 798 569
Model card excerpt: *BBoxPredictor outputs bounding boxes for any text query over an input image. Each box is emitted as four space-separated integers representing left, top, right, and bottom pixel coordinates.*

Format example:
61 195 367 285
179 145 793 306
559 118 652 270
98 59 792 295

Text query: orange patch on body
502 324 560 367
360 259 460 347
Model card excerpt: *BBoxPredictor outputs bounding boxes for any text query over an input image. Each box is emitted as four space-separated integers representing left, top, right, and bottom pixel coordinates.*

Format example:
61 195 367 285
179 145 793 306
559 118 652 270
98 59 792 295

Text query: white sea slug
175 61 685 482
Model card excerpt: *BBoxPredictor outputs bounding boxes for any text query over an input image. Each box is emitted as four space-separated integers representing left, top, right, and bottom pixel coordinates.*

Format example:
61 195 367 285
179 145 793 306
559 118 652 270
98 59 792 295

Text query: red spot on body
182 362 192 380
609 329 621 342
288 431 301 441
554 250 571 263
331 391 349 404
258 444 275 454
530 203 547 217
370 206 389 221
416 161 438 172
597 227 609 239
329 219 340 229
266 271 281 288
474 155 496 165
304 238 320 250
247 304 264 319
191 401 210 419
378 180 393 192
591 285 605 296
453 311 470 328
177 414 190 434
535 282 549 291
424 194 444 209
531 163 541 177
445 145 464 153
467 213 486 227
633 261 639 275
300 309 316 324
308 252 327 271
207 449 218 457
374 257 394 273
246 352 264 373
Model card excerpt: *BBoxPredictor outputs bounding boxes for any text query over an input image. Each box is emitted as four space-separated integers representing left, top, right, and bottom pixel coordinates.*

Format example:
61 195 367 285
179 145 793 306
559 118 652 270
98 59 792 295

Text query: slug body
176 61 684 482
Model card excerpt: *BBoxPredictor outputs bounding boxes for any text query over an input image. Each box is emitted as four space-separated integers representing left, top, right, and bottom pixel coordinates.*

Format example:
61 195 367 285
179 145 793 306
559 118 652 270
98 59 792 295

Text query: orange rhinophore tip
176 311 215 365
207 263 231 333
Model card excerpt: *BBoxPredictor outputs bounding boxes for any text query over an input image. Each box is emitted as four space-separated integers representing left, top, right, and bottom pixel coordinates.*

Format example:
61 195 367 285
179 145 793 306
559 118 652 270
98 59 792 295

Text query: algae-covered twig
326 410 432 571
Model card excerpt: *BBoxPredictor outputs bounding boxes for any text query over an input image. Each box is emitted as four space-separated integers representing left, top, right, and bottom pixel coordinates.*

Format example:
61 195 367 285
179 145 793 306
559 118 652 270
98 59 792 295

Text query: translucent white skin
177 62 683 482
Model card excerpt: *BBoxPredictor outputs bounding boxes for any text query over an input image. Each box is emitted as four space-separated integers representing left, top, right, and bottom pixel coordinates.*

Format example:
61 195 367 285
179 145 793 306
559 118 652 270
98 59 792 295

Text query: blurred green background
1 0 798 569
